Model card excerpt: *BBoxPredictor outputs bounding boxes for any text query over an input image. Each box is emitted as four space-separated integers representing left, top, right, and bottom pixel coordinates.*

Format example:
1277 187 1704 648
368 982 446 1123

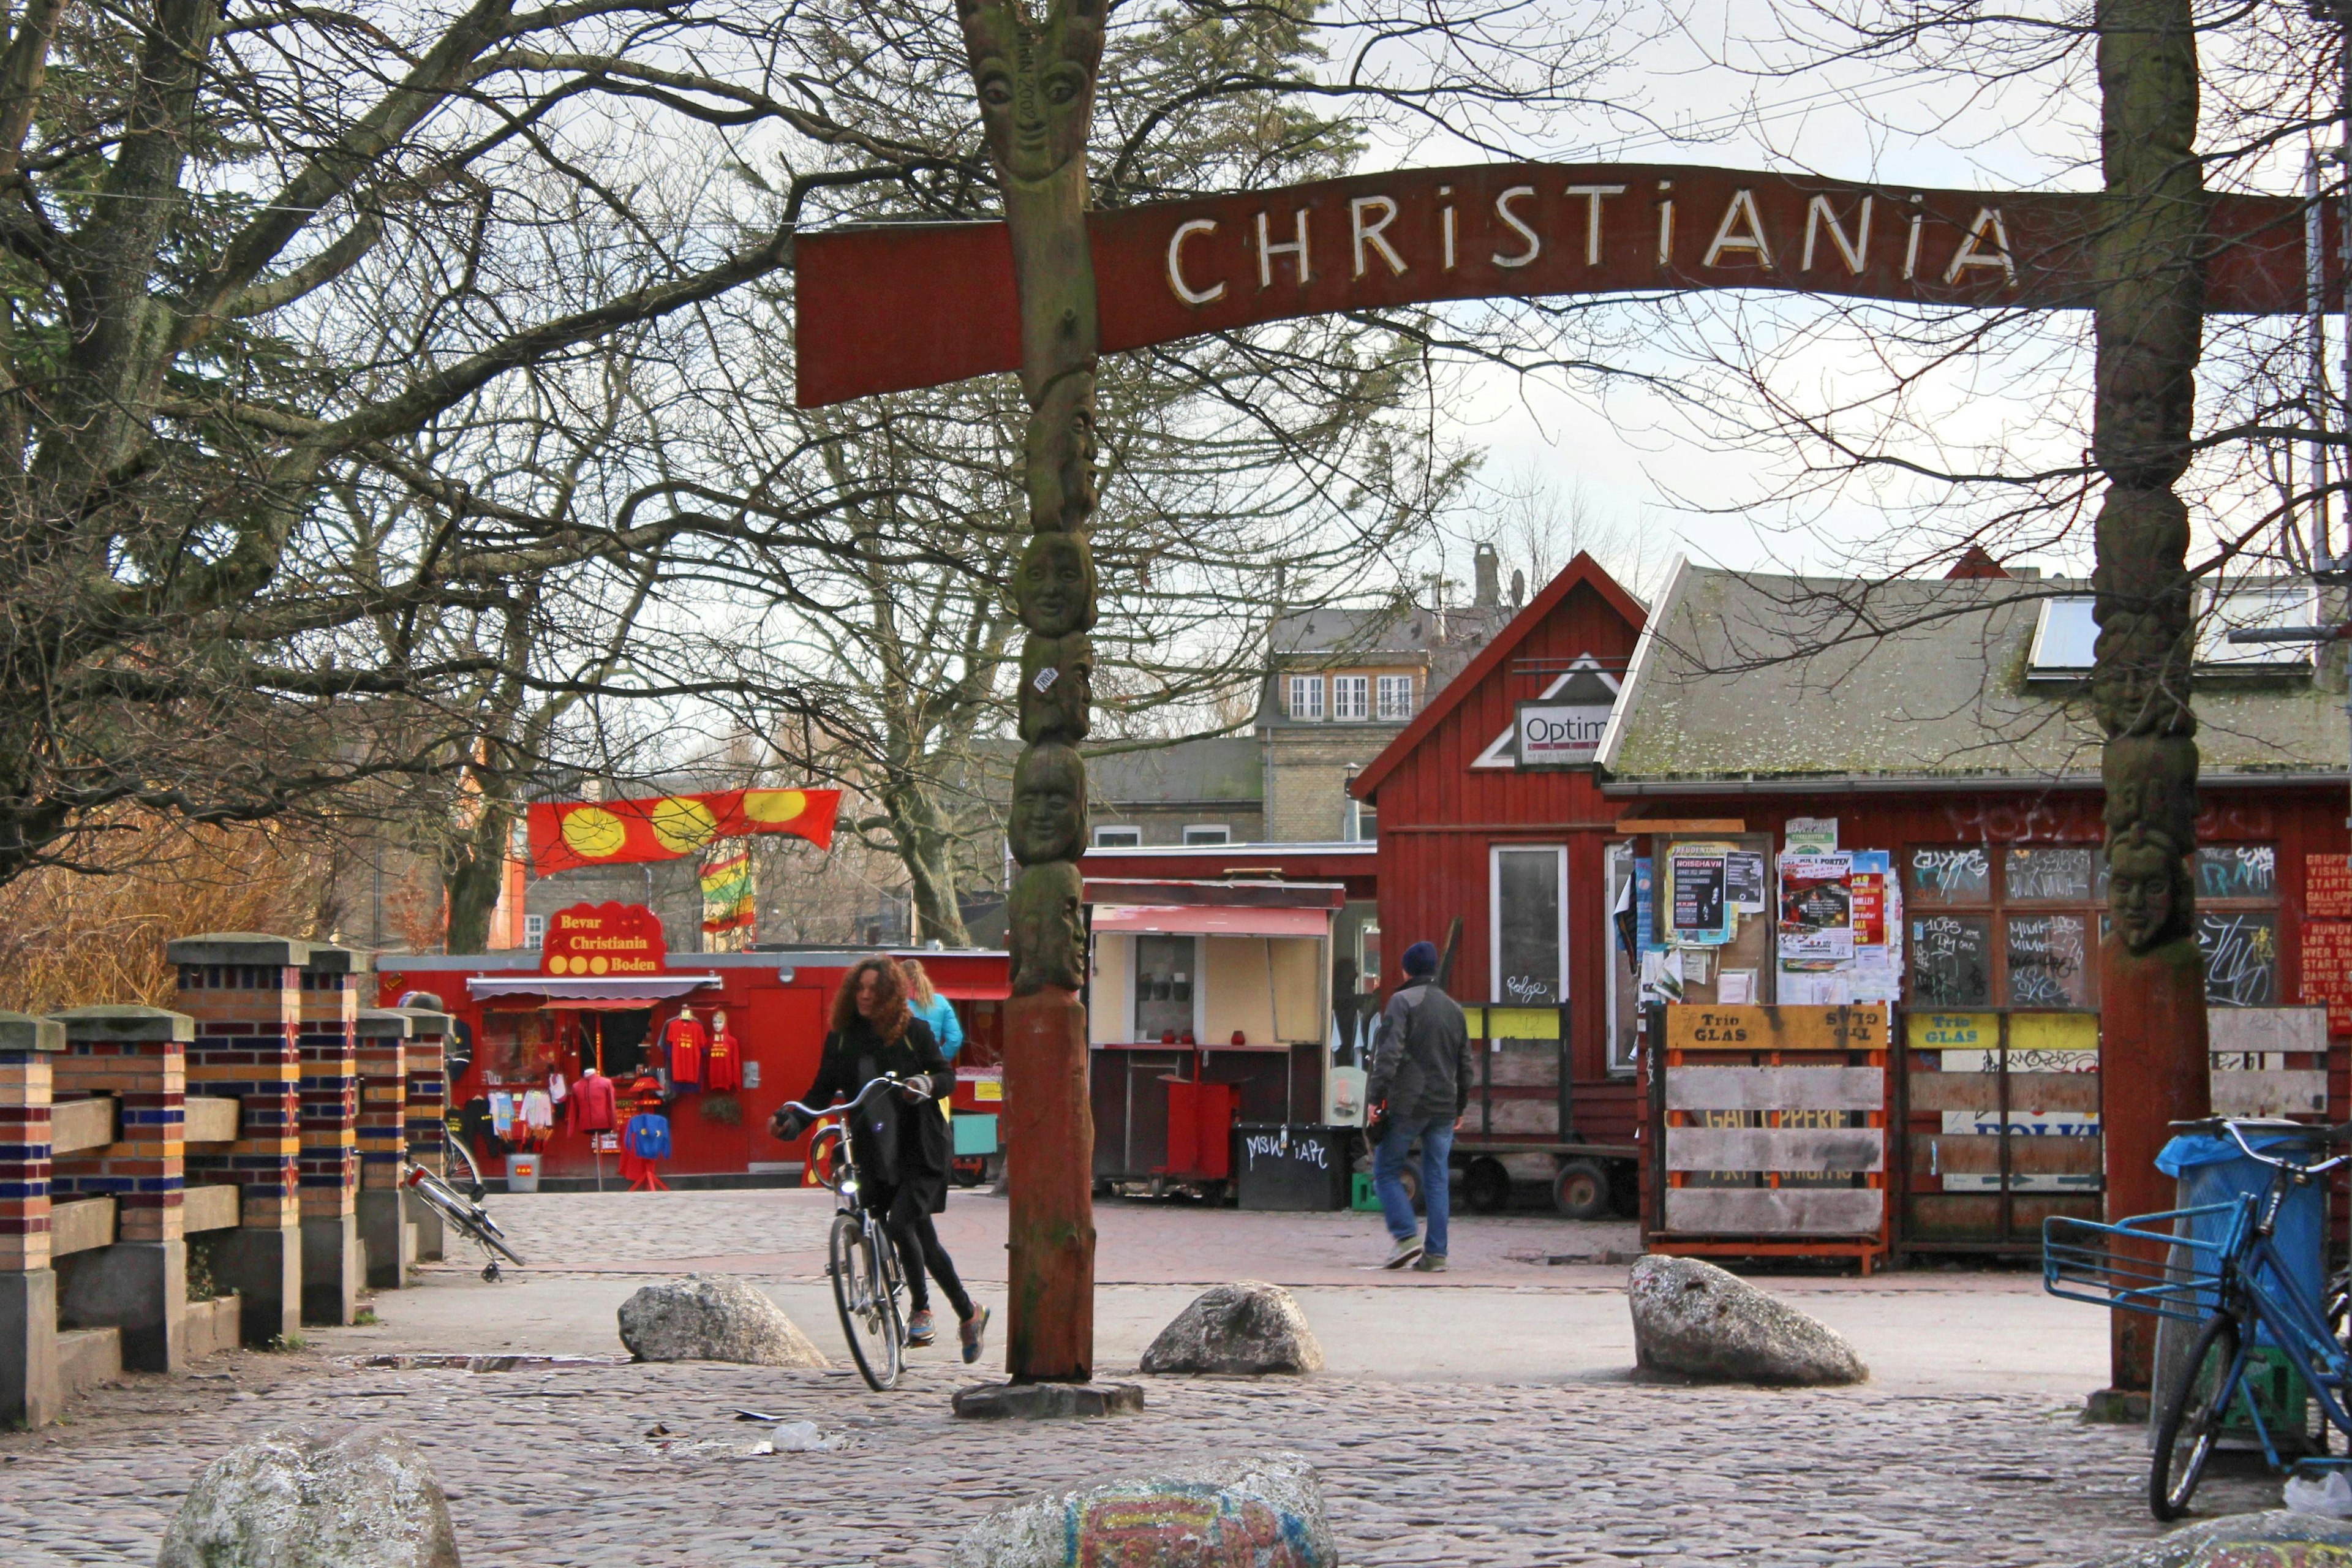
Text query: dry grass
0 822 336 1014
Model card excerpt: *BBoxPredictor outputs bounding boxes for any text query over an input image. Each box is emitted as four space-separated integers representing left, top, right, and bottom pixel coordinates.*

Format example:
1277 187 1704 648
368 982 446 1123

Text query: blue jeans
1374 1114 1454 1258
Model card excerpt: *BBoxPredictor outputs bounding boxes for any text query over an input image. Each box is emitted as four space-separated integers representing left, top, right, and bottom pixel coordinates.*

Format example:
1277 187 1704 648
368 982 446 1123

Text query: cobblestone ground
0 1348 2271 1566
0 1192 2274 1564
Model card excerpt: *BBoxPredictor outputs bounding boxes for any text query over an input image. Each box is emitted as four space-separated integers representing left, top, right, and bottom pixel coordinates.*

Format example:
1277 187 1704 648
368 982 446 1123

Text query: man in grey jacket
1366 940 1472 1271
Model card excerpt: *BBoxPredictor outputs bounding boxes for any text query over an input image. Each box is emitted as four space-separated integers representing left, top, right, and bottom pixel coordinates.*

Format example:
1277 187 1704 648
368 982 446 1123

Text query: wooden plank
1660 1187 1883 1235
181 1183 243 1234
48 1096 117 1156
182 1096 240 1145
2210 1070 2329 1118
1616 818 1744 834
1488 1099 1562 1136
2209 1008 2328 1054
48 1196 116 1257
1487 1042 1562 1084
1665 1126 1884 1173
1469 1008 1558 1042
1914 1133 2101 1175
1666 1066 1883 1112
1664 1004 1890 1053
1904 1072 2101 1114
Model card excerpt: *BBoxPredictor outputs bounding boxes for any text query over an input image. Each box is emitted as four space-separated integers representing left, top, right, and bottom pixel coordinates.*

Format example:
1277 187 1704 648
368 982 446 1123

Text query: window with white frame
1092 825 1143 848
1287 674 1324 720
1182 824 1231 845
524 914 547 950
1332 674 1369 720
1376 674 1415 720
1491 845 1568 1005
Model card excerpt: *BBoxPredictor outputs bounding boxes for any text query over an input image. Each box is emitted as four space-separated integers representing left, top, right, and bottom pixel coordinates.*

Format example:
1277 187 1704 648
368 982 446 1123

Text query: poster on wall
1727 851 1768 913
1667 843 1734 946
1777 852 1855 962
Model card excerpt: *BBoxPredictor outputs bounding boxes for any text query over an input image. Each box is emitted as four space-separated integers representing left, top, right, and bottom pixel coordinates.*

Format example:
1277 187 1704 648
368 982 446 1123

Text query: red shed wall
1367 576 1646 1142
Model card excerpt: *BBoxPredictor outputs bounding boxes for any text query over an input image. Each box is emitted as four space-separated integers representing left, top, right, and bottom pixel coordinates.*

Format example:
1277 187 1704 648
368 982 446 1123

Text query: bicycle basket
2043 1204 2243 1325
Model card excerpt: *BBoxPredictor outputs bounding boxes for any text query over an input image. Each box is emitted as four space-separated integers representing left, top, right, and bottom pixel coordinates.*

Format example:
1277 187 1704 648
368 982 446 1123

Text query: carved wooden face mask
1009 741 1087 864
959 0 1102 185
1016 532 1096 636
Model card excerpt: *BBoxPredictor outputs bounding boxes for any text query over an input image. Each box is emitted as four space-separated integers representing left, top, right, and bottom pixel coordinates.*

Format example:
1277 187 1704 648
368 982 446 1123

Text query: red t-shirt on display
663 1015 707 1088
703 1028 742 1093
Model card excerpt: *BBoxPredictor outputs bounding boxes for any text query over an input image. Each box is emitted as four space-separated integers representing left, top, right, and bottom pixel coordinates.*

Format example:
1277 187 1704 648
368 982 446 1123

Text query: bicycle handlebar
781 1072 938 1125
2169 1116 2352 1177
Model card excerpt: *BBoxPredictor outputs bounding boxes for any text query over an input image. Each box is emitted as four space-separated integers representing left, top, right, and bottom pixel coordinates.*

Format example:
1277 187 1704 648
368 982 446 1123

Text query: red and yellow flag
526 788 839 875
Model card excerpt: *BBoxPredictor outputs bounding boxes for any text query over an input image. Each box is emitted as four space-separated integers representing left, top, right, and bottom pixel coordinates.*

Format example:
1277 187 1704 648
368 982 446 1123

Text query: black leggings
885 1205 973 1321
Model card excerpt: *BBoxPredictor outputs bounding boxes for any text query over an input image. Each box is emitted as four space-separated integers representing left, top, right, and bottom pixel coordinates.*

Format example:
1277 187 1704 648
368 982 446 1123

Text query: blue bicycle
2045 1117 2352 1519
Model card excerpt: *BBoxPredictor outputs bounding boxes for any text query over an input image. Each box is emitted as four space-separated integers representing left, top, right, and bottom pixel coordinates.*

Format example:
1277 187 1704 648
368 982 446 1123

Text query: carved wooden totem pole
2092 0 2211 1392
956 0 1104 1382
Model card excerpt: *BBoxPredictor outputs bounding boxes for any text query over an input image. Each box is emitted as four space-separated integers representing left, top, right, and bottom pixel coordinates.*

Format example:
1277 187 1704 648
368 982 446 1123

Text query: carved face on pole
1009 741 1087 865
1016 532 1096 636
958 0 1102 186
2108 824 2185 954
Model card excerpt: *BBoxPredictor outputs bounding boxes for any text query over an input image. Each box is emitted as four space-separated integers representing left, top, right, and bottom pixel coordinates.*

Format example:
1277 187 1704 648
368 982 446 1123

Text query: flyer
1777 851 1853 962
1667 842 1733 946
1727 851 1768 913
1785 816 1839 853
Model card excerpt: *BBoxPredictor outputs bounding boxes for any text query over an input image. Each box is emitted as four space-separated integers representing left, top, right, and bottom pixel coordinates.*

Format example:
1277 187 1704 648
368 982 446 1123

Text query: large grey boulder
2081 1510 2352 1566
1140 1281 1324 1376
157 1428 460 1568
617 1275 827 1367
950 1453 1335 1568
1627 1254 1867 1386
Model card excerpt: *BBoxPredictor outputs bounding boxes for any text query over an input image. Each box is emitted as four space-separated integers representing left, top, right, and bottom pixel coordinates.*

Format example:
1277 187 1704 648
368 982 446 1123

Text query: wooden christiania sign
1664 1003 1891 1052
794 162 2335 407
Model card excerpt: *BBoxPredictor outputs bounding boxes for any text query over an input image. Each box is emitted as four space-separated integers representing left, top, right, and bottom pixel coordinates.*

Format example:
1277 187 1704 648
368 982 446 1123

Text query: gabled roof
1349 551 1648 798
1593 564 2341 790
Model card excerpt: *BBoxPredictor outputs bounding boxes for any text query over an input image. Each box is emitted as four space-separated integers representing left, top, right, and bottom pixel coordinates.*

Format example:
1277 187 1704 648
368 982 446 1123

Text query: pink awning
1090 905 1330 938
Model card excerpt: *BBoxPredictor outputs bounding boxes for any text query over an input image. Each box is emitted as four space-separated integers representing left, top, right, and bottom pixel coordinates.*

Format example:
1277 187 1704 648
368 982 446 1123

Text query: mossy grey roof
1596 564 2346 788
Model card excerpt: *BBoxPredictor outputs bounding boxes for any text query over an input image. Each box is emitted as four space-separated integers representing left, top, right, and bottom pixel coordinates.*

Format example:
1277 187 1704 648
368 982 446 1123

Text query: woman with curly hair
769 955 989 1362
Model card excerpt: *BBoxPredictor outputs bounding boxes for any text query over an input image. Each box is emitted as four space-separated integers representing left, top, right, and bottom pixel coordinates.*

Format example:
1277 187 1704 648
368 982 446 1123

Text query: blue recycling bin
2157 1130 2328 1346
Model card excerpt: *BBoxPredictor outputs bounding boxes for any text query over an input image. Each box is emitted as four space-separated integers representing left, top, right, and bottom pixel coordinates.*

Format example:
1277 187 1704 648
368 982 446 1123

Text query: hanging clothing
489 1091 516 1137
662 1015 708 1090
912 995 964 1063
624 1112 672 1161
547 1071 567 1104
567 1071 618 1134
702 1027 742 1093
520 1090 554 1131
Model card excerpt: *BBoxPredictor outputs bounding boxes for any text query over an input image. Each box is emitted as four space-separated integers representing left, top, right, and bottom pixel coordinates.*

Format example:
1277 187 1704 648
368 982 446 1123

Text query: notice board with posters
1641 832 1777 1011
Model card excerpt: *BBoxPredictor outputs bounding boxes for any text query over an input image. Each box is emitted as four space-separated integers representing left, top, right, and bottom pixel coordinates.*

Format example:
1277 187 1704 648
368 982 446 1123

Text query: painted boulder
951 1453 1335 1568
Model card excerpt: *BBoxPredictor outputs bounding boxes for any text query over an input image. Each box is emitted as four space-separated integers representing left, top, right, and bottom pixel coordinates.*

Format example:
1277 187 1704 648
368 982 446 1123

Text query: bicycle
780 1072 936 1392
2044 1116 2352 1519
401 1144 527 1283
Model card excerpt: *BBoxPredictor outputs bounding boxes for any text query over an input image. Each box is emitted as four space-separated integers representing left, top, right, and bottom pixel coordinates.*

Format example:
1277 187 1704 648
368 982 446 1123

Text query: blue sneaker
906 1308 936 1347
960 1305 990 1365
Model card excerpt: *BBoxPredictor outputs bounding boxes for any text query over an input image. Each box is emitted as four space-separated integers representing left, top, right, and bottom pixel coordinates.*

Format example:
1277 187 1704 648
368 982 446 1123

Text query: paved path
0 1190 2285 1564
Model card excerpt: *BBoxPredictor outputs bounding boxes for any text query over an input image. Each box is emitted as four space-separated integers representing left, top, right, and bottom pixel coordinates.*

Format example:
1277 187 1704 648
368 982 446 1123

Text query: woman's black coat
786 1015 953 1215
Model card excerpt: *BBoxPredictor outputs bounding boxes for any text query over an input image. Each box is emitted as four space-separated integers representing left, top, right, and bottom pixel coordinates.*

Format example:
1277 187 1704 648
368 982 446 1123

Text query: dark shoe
960 1305 990 1365
907 1308 937 1347
1382 1235 1424 1270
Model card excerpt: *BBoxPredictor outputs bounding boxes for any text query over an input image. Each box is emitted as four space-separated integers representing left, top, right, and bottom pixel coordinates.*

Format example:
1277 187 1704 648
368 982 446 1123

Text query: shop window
1133 934 1195 1040
1332 674 1369 720
1182 824 1230 845
2196 845 2280 1008
1377 674 1415 720
1093 825 1142 848
1491 845 1567 1005
1905 845 2087 1009
1287 675 1324 720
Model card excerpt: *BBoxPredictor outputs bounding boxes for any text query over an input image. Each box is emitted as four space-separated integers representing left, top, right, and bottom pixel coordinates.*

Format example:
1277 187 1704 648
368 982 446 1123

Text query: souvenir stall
379 903 1010 1186
1083 876 1343 1200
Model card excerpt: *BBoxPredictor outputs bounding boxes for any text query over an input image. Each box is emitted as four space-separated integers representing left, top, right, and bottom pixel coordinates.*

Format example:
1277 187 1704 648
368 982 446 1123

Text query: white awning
466 974 723 1006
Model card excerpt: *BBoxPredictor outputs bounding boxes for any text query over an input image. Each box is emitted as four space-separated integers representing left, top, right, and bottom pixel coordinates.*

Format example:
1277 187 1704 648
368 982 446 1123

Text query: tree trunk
883 779 973 948
956 0 1106 1384
442 801 514 956
2092 0 2210 1394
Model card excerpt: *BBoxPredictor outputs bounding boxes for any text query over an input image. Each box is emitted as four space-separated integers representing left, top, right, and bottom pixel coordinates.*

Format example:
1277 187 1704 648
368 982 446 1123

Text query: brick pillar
398 1006 453 1262
298 947 361 1325
170 934 305 1347
355 1009 410 1289
0 1012 65 1427
47 1005 191 1373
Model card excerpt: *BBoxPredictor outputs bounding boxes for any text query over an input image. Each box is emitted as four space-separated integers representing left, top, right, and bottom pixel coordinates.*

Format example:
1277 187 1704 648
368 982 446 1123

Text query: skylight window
2198 582 2321 669
2026 597 2098 677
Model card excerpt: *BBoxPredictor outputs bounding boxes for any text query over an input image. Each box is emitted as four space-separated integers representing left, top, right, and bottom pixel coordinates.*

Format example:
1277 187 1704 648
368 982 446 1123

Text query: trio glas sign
1514 700 1614 769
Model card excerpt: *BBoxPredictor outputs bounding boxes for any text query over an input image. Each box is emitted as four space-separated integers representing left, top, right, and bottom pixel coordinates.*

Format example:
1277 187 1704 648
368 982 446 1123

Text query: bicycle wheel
442 1136 487 1200
2152 1313 2242 1521
829 1212 901 1391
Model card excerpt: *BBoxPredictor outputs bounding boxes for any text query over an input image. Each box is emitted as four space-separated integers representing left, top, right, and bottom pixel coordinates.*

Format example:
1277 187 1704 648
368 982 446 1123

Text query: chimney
1473 541 1501 608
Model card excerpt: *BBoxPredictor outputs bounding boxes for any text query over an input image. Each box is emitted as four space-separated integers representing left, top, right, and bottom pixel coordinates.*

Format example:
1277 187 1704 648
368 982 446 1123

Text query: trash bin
505 1153 541 1194
1234 1125 1350 1211
2153 1129 2327 1449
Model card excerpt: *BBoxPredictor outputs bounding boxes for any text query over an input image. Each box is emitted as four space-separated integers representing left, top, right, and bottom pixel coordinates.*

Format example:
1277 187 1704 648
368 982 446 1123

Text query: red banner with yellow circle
526 788 840 875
